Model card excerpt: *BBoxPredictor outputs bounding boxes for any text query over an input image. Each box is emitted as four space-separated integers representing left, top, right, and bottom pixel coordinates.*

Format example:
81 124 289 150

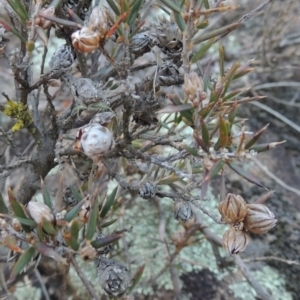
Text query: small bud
88 6 110 40
98 258 130 297
75 124 115 160
139 181 156 199
184 72 204 102
0 217 7 229
80 244 97 261
174 201 193 223
218 193 247 224
11 218 22 231
244 203 277 234
36 6 55 29
49 44 74 70
78 196 91 223
27 201 54 224
223 227 249 255
71 27 100 53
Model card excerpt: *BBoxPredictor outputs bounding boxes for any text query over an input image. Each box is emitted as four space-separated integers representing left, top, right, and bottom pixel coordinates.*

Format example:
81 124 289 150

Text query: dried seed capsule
75 123 115 160
218 193 247 224
130 32 152 57
244 203 277 234
223 227 249 255
61 74 102 105
154 16 182 51
27 201 54 224
49 44 74 70
88 6 110 40
174 201 193 223
139 181 156 199
98 258 130 297
71 27 100 53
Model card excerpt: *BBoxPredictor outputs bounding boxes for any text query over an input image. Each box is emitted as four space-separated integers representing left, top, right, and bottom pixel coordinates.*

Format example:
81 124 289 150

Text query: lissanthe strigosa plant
0 0 284 299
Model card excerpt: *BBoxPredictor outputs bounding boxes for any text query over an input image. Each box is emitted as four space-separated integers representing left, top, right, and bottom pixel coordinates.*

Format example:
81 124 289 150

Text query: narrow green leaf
228 102 237 129
221 61 240 96
191 38 215 63
192 22 240 44
201 120 210 146
228 163 265 188
127 0 143 25
6 0 28 22
203 0 210 9
86 197 99 241
91 233 123 249
0 19 26 43
219 44 224 77
159 0 181 14
100 187 118 218
11 247 35 277
9 197 31 233
204 160 224 181
244 124 269 149
218 117 229 148
249 141 286 153
174 12 186 32
127 264 146 294
34 242 67 264
71 219 79 241
64 199 84 222
41 179 52 209
42 219 56 235
70 187 83 202
100 218 118 228
182 144 199 157
16 217 37 227
193 130 209 153
107 0 120 15
0 193 8 214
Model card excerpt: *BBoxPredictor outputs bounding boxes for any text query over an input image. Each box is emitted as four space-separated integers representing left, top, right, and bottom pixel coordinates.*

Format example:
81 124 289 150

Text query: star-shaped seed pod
49 44 74 70
97 258 130 297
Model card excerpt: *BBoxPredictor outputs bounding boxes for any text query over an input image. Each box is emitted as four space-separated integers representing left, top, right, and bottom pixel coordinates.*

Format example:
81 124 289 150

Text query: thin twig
216 0 275 42
34 269 51 300
251 156 300 197
243 256 300 266
70 256 99 300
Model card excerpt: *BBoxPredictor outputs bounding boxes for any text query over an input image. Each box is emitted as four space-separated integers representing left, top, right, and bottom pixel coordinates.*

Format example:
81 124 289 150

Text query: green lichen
3 100 33 132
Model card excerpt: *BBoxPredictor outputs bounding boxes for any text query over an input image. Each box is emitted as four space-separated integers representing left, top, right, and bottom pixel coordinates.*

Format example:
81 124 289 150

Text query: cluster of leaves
0 0 284 299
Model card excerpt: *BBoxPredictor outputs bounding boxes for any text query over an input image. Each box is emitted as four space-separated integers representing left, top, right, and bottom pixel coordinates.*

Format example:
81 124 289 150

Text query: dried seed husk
222 227 249 254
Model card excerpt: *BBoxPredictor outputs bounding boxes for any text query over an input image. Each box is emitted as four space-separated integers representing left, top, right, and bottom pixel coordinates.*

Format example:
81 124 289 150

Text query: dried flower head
80 244 97 261
154 16 182 52
49 44 74 70
35 6 55 29
130 32 152 57
71 27 100 53
174 201 193 223
244 203 277 234
78 196 91 223
88 6 110 40
184 72 205 104
27 201 54 224
218 193 247 224
98 258 130 297
139 181 156 199
222 227 249 255
75 123 115 160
